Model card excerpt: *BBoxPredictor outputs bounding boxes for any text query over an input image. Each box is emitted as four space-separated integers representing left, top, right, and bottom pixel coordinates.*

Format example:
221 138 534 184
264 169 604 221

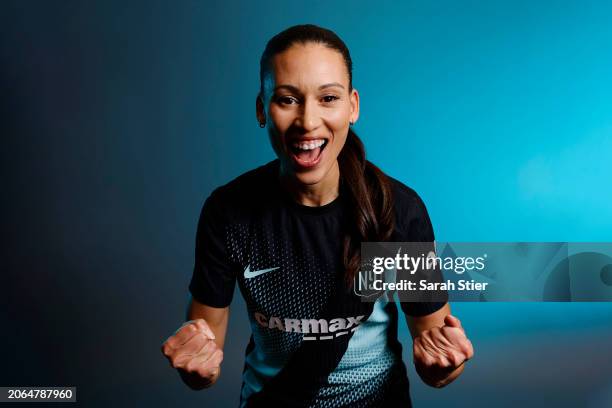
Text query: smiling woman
162 24 474 408
261 43 354 179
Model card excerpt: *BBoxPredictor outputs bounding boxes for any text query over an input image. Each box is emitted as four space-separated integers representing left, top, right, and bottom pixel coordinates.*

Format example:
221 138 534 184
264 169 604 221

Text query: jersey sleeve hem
400 300 448 317
189 280 232 308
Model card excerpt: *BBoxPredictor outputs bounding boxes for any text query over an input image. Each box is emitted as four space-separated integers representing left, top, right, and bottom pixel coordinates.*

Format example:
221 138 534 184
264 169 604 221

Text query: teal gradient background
2 1 611 407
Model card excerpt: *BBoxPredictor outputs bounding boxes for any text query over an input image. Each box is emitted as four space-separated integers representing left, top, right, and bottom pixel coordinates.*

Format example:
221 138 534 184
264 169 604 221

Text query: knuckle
461 341 474 357
441 327 455 337
164 336 176 348
204 339 216 352
430 330 443 341
198 367 214 380
185 359 199 373
175 323 190 335
195 319 209 329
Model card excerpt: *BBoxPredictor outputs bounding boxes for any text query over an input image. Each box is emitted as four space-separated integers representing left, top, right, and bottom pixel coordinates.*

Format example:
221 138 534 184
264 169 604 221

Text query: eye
322 95 339 103
276 95 299 105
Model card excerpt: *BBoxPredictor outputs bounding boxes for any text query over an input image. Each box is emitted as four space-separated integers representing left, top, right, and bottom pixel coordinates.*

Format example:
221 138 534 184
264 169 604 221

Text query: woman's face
258 42 359 187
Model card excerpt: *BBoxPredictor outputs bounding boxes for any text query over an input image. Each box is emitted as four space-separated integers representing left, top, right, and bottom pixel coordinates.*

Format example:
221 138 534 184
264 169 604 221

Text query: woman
162 24 474 407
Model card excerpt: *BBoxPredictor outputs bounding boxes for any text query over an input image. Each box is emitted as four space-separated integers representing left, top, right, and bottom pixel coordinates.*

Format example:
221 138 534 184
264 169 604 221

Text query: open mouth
288 138 329 169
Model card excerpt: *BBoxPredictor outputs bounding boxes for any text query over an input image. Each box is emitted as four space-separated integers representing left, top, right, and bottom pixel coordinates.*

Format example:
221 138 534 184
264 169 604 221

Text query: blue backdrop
1 1 611 407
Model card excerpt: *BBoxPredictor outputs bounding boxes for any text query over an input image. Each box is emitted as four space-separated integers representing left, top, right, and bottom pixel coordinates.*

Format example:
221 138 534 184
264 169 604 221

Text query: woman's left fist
412 314 474 388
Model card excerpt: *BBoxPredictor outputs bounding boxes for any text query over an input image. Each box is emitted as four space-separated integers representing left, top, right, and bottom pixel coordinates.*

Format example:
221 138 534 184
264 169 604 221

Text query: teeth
292 139 325 150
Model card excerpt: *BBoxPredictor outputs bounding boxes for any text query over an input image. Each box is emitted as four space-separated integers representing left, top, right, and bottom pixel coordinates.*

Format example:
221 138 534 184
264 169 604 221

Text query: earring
349 120 354 126
259 122 266 128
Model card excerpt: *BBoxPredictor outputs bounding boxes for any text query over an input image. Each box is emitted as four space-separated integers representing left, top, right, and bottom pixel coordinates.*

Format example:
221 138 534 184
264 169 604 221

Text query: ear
256 94 266 125
349 88 360 124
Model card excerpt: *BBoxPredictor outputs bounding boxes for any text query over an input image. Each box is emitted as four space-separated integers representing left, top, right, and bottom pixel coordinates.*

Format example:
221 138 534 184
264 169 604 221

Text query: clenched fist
161 319 224 389
413 314 474 388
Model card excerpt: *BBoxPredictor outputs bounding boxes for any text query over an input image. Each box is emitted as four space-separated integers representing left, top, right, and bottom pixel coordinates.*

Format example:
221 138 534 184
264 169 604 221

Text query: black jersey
189 159 446 407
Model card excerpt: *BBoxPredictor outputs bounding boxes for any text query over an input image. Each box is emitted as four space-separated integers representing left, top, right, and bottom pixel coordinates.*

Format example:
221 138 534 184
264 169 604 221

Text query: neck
279 161 340 207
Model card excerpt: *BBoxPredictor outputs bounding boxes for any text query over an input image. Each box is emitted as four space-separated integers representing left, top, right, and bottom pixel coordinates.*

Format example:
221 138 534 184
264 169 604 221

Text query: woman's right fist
161 319 223 386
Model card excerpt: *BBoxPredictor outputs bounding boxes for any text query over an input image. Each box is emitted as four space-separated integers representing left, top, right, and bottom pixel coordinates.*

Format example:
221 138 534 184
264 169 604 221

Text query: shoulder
197 160 279 228
383 173 435 241
206 159 278 207
195 160 277 236
386 175 429 217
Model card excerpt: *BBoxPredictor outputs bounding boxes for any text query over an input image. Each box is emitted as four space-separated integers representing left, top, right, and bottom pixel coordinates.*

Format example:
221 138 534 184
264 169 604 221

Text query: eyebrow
274 82 345 93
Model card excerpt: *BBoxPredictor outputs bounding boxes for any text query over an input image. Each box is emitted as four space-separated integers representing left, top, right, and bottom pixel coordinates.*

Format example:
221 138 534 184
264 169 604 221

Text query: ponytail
339 130 395 285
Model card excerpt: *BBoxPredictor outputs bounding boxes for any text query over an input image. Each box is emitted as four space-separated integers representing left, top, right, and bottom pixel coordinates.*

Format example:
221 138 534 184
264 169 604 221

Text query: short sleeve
393 186 448 317
188 191 237 308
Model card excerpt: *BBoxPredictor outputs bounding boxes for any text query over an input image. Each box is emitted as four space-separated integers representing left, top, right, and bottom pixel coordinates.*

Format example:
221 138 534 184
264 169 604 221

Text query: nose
296 98 321 132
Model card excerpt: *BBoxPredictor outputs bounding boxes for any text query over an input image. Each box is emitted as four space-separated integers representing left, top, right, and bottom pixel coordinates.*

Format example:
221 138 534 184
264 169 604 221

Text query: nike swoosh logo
244 264 280 279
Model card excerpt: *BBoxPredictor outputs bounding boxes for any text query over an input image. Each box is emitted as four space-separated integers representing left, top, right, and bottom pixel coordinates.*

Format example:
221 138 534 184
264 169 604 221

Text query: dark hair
259 24 395 285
